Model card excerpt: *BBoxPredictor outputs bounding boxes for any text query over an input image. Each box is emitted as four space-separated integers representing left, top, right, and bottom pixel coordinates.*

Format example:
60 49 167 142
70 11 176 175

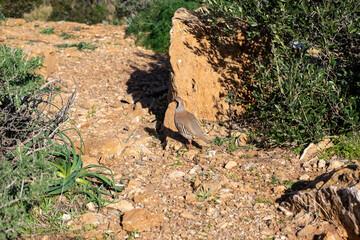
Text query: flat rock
297 224 316 237
168 170 185 179
328 160 343 170
225 161 237 170
122 209 163 232
109 200 134 213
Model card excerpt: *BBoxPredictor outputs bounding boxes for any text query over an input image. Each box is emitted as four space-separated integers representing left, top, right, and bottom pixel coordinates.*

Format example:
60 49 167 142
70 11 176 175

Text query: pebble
122 209 163 232
61 213 71 221
318 159 326 168
297 224 316 237
109 200 134 212
299 174 310 181
85 202 96 211
207 150 216 158
328 160 343 170
180 212 196 220
168 170 185 179
241 162 255 171
225 161 237 170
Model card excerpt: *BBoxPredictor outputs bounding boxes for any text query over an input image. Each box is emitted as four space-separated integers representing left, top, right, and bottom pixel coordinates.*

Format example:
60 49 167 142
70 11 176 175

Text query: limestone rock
122 209 163 232
165 8 263 125
297 224 316 237
168 170 185 180
300 138 333 160
79 212 104 227
225 161 237 170
109 200 134 213
328 160 343 170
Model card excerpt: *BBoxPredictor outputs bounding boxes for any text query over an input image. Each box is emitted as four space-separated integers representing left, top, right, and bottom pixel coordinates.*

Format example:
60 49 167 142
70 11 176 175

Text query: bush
48 0 109 25
127 0 202 53
205 0 360 148
0 45 122 238
23 4 53 22
0 0 43 18
115 0 152 20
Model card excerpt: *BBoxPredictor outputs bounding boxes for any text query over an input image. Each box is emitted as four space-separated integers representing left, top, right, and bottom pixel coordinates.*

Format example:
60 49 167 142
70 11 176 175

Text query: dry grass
24 4 53 22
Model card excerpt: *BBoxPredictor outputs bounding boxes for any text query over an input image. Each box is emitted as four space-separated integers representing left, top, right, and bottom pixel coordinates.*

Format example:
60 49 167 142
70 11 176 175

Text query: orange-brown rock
122 209 163 232
165 8 265 127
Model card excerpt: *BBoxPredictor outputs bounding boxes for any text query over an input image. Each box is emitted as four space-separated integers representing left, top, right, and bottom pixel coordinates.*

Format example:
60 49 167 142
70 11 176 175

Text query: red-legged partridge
174 97 210 149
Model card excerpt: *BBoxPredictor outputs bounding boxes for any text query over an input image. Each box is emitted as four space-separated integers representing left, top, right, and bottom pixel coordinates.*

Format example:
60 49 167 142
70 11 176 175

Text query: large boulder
284 164 360 239
165 8 265 124
163 7 266 147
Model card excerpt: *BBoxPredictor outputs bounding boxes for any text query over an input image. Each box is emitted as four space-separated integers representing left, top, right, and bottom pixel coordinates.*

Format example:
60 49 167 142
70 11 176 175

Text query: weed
243 154 252 159
283 180 297 188
270 175 279 184
87 105 96 118
195 186 211 201
254 199 275 205
126 229 139 240
40 26 54 34
56 42 98 51
60 31 74 40
197 206 203 210
171 162 183 166
330 133 360 160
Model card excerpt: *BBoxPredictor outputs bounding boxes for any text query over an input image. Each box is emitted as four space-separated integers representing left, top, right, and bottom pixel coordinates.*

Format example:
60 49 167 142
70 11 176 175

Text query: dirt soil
0 19 353 240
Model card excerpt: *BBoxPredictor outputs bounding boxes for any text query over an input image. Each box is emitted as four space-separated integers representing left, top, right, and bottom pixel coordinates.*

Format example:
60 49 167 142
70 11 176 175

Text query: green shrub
0 0 43 18
40 26 54 34
0 45 122 238
127 0 202 53
205 0 360 148
48 0 109 25
115 0 152 19
0 149 56 239
0 45 44 109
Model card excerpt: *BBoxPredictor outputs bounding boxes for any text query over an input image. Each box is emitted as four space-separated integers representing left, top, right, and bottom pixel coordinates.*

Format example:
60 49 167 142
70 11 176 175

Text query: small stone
328 160 343 170
61 213 71 221
169 170 185 179
225 161 237 170
180 212 196 220
323 232 339 240
108 210 120 216
122 209 163 232
109 200 134 213
185 193 197 202
318 159 326 168
273 185 286 194
134 192 159 206
206 207 216 216
193 179 202 190
274 172 287 182
188 166 201 175
297 224 316 237
80 213 102 227
299 174 310 181
278 206 293 217
241 162 255 171
207 150 216 158
86 202 96 211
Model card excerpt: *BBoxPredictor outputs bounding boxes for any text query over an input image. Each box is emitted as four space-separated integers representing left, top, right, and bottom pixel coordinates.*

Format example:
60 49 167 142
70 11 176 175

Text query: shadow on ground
126 53 171 131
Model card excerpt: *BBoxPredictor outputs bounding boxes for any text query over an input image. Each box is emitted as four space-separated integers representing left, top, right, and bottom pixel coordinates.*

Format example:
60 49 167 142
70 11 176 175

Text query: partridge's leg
189 139 192 150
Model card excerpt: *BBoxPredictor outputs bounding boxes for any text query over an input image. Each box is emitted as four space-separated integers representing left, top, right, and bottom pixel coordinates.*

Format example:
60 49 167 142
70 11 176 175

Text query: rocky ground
1 19 357 240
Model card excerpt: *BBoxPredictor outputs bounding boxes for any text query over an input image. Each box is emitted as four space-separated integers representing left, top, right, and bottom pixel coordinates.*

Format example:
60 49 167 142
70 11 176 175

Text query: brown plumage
174 97 210 149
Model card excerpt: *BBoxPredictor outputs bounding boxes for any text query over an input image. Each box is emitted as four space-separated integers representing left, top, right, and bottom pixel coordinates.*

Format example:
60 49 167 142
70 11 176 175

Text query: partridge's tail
198 133 211 144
